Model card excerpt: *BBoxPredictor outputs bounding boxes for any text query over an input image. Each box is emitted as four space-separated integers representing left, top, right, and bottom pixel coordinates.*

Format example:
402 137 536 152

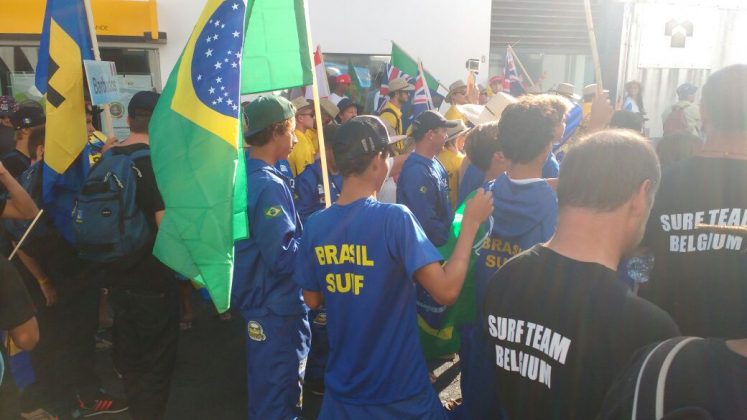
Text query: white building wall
154 0 492 90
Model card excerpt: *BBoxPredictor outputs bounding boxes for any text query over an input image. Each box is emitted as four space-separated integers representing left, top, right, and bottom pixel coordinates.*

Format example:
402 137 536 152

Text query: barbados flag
35 0 93 243
150 0 311 312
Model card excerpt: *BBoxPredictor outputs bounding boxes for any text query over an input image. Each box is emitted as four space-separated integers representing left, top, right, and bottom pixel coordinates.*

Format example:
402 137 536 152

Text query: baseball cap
336 74 352 85
333 116 398 162
0 96 17 117
244 95 296 137
336 97 359 112
128 91 160 118
389 78 415 93
11 105 45 129
411 110 459 139
677 83 698 98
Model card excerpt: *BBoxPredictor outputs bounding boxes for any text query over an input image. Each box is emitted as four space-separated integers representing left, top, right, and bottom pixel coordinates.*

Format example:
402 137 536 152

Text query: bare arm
414 189 493 305
155 210 164 228
303 290 323 310
0 162 38 220
15 247 56 306
10 316 39 351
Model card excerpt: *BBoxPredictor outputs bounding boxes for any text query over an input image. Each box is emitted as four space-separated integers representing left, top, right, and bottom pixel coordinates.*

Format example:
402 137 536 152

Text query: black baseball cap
11 105 45 129
336 97 360 113
411 110 459 139
334 116 398 162
128 91 160 118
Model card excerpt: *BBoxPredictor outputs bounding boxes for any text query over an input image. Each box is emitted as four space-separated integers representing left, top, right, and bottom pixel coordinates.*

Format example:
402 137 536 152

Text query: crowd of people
0 60 746 420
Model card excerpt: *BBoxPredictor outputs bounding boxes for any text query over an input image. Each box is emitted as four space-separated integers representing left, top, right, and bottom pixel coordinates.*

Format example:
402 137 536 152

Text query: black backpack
598 337 712 420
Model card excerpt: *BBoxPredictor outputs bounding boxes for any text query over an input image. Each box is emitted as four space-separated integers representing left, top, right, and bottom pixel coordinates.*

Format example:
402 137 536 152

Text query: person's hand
589 91 614 132
39 279 57 306
0 161 8 177
463 188 493 227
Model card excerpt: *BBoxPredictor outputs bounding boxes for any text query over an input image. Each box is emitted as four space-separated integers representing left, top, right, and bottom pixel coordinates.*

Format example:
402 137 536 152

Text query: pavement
92 292 462 419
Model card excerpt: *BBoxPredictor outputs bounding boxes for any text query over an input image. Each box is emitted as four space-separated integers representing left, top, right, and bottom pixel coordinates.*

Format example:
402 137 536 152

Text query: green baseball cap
244 95 296 137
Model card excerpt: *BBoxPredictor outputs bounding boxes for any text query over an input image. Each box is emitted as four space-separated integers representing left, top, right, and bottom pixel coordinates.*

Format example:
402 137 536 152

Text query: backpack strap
632 337 703 420
379 108 401 134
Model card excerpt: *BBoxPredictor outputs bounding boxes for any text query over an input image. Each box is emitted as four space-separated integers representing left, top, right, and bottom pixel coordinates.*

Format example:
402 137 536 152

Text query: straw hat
457 92 517 125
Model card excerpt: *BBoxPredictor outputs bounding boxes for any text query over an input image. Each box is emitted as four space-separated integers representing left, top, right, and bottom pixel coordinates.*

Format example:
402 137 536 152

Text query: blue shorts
319 389 447 420
243 313 310 419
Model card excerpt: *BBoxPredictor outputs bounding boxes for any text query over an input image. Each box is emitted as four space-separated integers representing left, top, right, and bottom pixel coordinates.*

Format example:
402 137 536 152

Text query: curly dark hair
497 94 568 164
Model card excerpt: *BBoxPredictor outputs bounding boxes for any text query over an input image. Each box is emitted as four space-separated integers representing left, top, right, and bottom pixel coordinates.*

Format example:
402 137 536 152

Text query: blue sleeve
251 182 301 276
388 206 443 281
561 105 583 142
294 169 318 223
397 168 450 247
541 152 560 178
293 231 321 292
458 164 484 207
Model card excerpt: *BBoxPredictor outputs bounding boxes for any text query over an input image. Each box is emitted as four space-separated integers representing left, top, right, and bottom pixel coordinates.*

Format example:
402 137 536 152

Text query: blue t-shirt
232 158 305 317
294 159 343 223
458 163 485 207
294 198 442 404
396 153 453 247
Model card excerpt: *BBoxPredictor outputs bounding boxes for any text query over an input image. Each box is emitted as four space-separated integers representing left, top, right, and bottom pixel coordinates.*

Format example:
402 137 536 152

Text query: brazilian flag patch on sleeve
264 206 283 218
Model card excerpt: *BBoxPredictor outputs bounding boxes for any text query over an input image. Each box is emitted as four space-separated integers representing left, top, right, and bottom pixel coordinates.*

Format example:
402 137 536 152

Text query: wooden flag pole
508 45 537 90
8 210 44 261
303 0 332 208
83 0 116 139
583 0 604 94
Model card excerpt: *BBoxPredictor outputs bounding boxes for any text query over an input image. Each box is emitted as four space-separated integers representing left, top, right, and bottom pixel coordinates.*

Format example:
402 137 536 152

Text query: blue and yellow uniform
396 153 453 247
458 174 558 418
294 159 342 223
232 156 310 419
294 198 447 419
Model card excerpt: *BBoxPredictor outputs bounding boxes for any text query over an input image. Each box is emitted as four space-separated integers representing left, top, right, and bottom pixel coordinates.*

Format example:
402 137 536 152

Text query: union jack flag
411 60 433 121
504 47 526 96
377 63 412 112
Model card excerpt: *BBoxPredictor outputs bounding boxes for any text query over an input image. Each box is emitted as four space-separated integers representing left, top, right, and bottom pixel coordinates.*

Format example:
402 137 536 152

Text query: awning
0 0 165 43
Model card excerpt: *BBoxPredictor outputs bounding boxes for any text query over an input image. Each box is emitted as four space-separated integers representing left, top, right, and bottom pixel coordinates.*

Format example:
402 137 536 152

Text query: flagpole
508 45 537 90
303 0 332 208
8 210 44 261
82 0 116 139
583 0 604 93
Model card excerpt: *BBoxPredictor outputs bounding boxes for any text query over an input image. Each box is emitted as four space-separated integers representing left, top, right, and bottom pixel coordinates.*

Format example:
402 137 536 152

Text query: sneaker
77 392 128 417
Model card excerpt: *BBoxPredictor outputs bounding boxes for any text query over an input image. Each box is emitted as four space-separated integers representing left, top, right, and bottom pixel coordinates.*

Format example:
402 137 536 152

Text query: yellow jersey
438 148 465 208
444 105 469 124
379 102 403 136
288 128 317 176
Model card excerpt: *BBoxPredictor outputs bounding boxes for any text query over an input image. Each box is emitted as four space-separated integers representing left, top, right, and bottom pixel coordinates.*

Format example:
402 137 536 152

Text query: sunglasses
298 112 315 118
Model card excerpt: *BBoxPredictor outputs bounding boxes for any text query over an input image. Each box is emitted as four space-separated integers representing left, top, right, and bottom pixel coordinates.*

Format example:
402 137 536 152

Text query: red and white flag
306 45 330 100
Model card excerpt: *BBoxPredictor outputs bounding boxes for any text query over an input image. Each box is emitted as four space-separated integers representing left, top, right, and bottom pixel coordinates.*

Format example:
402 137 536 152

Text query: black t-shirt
599 338 747 419
0 258 35 331
641 157 747 338
481 245 680 420
106 143 172 292
0 149 30 179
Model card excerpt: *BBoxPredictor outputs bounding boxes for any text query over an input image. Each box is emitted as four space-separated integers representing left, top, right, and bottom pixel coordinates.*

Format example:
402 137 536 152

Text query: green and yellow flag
150 0 311 312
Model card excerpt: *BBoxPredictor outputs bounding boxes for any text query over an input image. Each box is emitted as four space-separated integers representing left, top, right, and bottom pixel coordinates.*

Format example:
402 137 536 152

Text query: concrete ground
92 292 462 419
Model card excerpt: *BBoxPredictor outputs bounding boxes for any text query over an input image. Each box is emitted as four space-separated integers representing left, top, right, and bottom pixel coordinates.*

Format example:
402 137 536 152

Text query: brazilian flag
419 192 486 359
150 0 311 313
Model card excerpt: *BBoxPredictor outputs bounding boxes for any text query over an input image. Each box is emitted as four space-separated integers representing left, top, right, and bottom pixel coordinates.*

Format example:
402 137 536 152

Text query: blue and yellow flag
35 0 93 243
